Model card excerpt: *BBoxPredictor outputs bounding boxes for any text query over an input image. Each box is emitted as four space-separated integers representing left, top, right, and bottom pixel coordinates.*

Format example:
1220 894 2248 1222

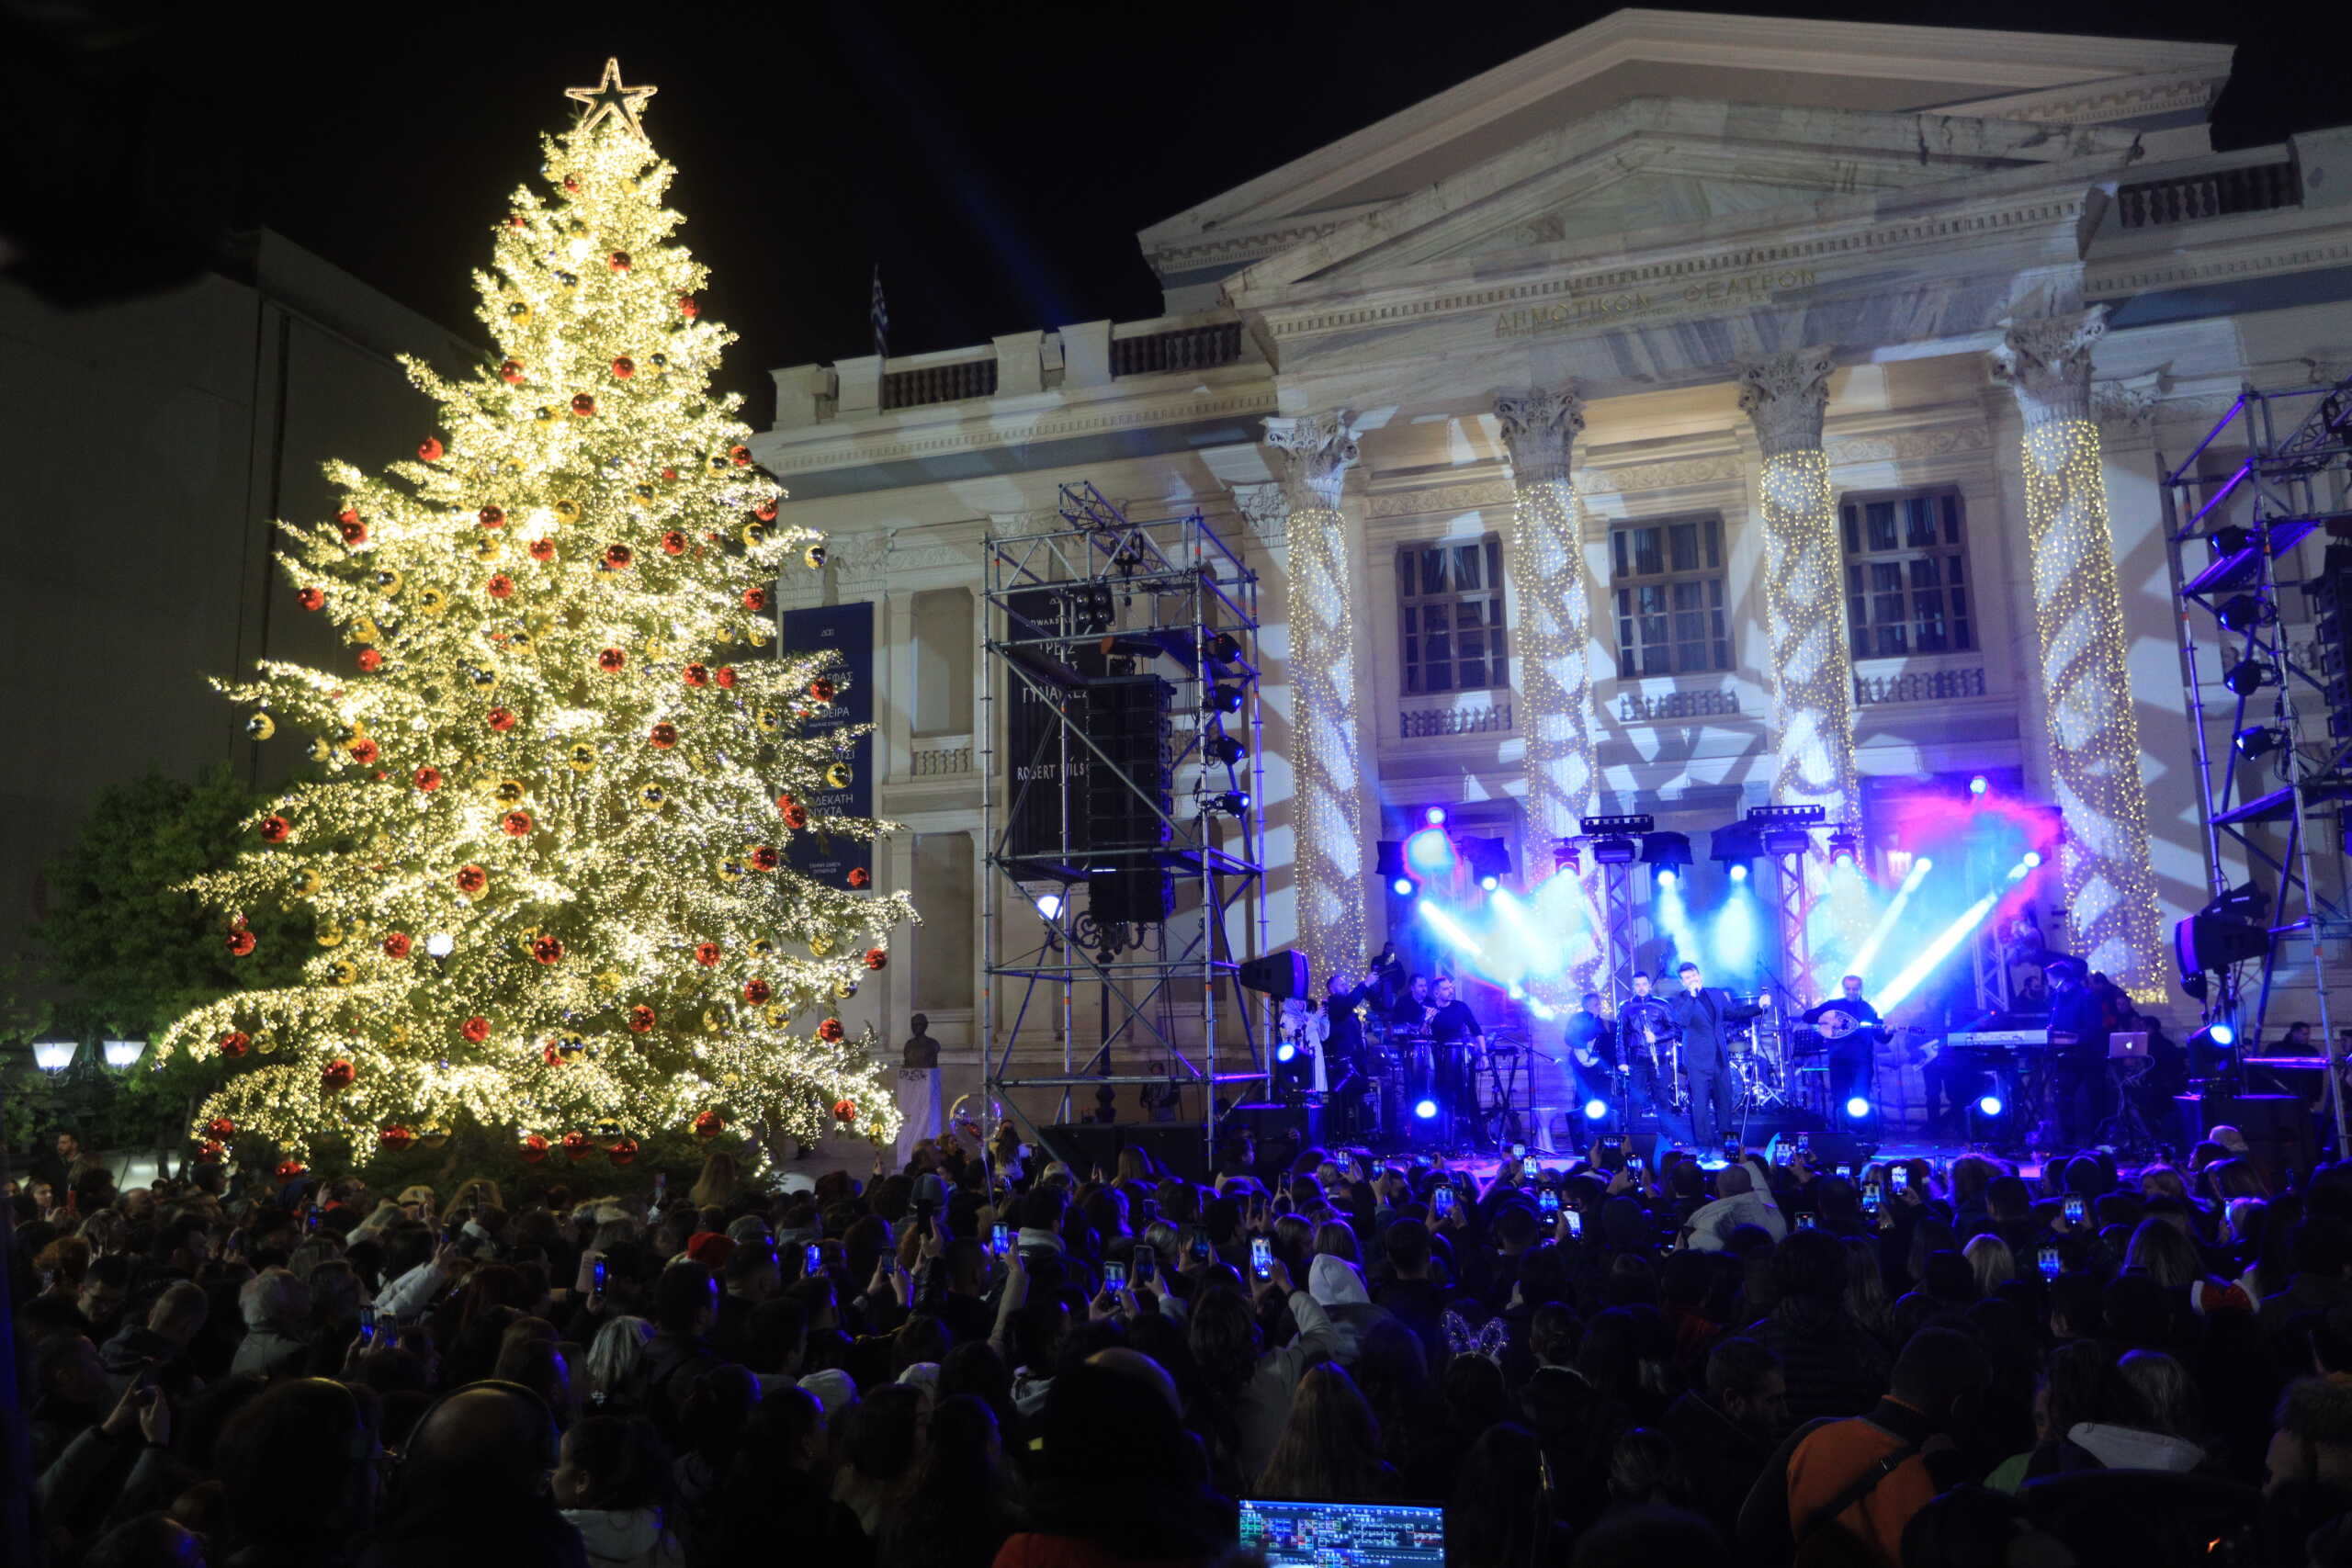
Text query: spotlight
2211 525 2253 558
1642 831 1694 875
1414 1099 1439 1121
1977 1094 2005 1117
1583 1098 1610 1121
1845 1096 1872 1121
1391 876 1415 898
1203 684 1245 715
2022 851 2043 869
1460 837 1512 891
2216 593 2267 631
2211 1021 2236 1047
1207 734 1247 766
1205 632 1242 665
1827 827 1860 868
1405 828 1455 875
2234 726 2284 761
1761 826 1815 856
1552 838 1580 872
1591 837 1638 865
1710 819 1763 872
1035 893 1064 920
1657 867 1679 887
1424 806 1448 826
1275 1041 1296 1064
1207 790 1250 815
1729 863 1748 882
1968 774 1989 796
2223 660 2273 696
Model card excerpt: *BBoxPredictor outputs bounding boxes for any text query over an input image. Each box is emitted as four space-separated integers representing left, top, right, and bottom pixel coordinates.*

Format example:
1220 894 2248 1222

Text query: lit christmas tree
157 60 911 1171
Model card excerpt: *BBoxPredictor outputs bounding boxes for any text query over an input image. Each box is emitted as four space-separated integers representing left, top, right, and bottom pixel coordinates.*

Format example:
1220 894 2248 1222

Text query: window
1840 492 1973 659
1610 515 1730 677
1396 536 1507 695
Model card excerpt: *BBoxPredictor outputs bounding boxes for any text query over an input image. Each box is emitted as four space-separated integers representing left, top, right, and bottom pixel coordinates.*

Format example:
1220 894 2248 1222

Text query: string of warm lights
1741 353 1860 991
1996 312 2165 1001
1265 412 1367 983
1495 388 1607 994
155 65 915 1168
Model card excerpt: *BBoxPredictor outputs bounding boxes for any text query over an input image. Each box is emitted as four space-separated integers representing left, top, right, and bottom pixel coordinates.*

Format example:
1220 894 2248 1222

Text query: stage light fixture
2223 660 2273 696
1968 774 1989 796
1405 828 1454 875
2022 850 2043 869
2216 593 2267 631
1207 790 1250 815
1729 863 1748 882
1206 632 1242 665
1203 684 1245 715
1761 825 1815 856
1591 836 1638 865
1414 1098 1439 1121
1035 892 1064 920
1275 1041 1296 1064
1580 813 1657 836
1827 826 1860 868
1424 806 1447 826
1583 1098 1610 1121
2211 1021 2236 1047
2210 525 2253 558
1977 1094 2005 1118
1642 831 1693 874
1461 837 1512 892
1657 868 1679 887
1710 819 1763 869
1207 734 1247 766
2234 726 2284 761
1390 876 1416 898
1845 1096 1872 1121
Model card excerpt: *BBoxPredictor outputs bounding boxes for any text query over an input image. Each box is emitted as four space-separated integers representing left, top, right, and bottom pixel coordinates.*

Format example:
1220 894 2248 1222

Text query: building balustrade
1398 701 1513 738
1111 321 1244 377
2116 161 2300 230
1616 688 1740 722
881 357 998 412
1853 665 1989 705
909 736 976 776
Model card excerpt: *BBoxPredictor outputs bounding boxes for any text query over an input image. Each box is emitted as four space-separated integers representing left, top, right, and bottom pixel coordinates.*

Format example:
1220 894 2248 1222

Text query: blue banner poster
779 602 875 890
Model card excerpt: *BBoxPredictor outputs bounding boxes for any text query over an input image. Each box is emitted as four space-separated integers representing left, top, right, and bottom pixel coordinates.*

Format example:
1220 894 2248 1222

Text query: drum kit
1357 1017 1541 1148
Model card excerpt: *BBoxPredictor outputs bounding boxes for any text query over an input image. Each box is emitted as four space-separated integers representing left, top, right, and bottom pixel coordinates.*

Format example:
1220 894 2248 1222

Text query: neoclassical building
750 10 2352 1131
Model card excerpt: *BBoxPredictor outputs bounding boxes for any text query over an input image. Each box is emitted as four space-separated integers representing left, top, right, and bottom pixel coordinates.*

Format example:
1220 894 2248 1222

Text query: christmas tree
157 61 912 1171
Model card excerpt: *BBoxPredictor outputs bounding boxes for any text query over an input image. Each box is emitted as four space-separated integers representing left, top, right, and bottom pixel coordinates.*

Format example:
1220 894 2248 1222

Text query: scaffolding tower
978 485 1270 1175
2163 375 2352 1154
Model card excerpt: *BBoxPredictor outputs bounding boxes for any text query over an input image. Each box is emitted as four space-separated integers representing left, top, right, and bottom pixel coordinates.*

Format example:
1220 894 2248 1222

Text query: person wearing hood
102 1280 209 1397
1307 1254 1392 1363
556 1415 685 1568
1679 1157 1787 1252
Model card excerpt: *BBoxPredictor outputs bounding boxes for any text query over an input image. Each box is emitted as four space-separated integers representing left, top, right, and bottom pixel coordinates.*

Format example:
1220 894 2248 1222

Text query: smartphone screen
991 1222 1011 1256
1432 1187 1455 1217
1512 1143 1527 1160
805 1243 823 1277
357 1304 378 1344
1795 1213 1819 1231
1863 1181 1883 1213
1565 1209 1583 1237
1104 1261 1127 1289
1892 1167 1910 1192
2038 1245 2062 1279
1250 1237 1272 1280
592 1258 608 1293
1186 1226 1212 1262
1538 1190 1560 1215
1723 1137 1740 1160
1626 1156 1644 1175
1134 1245 1156 1281
2064 1195 2085 1224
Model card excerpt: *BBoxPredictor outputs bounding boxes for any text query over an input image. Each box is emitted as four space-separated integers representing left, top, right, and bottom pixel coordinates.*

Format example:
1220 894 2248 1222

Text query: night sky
8 0 2347 412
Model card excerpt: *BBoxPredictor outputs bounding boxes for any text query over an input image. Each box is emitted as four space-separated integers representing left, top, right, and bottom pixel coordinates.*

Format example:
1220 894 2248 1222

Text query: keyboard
2244 1055 2330 1070
1943 1030 2048 1050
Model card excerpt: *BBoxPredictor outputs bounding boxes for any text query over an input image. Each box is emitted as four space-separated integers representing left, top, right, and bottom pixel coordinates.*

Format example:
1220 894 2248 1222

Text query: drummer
1427 976 1486 1139
1386 972 1435 1032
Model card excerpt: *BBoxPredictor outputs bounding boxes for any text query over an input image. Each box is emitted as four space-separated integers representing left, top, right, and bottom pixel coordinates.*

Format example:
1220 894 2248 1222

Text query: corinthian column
1740 350 1860 991
1495 387 1606 993
1264 412 1366 983
1993 309 2165 998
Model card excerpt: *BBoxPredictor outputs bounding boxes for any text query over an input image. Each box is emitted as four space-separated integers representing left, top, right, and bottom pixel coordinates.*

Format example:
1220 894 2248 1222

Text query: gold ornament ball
824 762 854 789
568 743 596 773
246 712 277 740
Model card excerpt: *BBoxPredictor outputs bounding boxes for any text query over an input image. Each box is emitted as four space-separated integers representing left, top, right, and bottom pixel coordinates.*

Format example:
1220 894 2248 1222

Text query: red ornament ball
750 845 779 871
562 175 581 194
349 739 379 765
479 505 506 529
414 766 443 792
649 723 678 750
742 978 773 1004
275 1159 306 1181
383 931 413 958
227 931 256 957
357 649 384 672
782 803 809 830
486 574 516 599
832 1098 857 1123
197 1140 224 1165
299 587 325 612
562 1130 592 1161
521 1134 550 1164
729 445 752 467
339 517 368 547
694 1111 724 1139
322 1059 356 1090
755 501 778 522
682 663 709 687
612 356 636 378
847 867 872 888
528 537 556 562
628 1004 658 1033
533 934 564 965
808 678 837 702
694 942 721 967
461 1016 491 1043
818 1017 847 1043
607 1137 639 1167
715 666 737 689
742 588 769 612
217 1032 250 1058
419 437 445 462
677 294 698 318
379 1125 415 1152
207 1115 238 1139
487 707 517 732
501 358 525 383
571 393 597 417
605 544 633 570
608 251 631 272
864 947 889 971
597 647 627 672
455 863 488 894
661 530 688 555
258 814 291 842
502 810 533 837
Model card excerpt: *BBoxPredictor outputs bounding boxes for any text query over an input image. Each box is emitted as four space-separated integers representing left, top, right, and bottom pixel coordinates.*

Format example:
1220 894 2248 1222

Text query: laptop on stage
1238 1498 1446 1568
2109 1031 2150 1062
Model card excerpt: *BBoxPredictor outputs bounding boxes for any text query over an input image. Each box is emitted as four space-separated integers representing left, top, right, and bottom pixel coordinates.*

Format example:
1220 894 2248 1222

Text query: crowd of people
9 1120 2352 1567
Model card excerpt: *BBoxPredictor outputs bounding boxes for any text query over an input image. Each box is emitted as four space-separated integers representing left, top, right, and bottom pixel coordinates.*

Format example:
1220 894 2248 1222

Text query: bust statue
902 1012 938 1069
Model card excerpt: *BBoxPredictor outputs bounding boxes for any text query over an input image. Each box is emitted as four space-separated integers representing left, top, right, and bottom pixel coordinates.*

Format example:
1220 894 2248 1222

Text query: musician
1387 973 1435 1032
2044 958 2109 1146
1427 976 1485 1135
1663 961 1765 1144
1565 990 1615 1145
1618 971 1676 1116
1320 970 1372 1137
1802 974 1884 1115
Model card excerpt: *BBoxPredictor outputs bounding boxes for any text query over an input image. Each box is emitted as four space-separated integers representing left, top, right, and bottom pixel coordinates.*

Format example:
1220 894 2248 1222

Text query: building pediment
1226 97 2141 304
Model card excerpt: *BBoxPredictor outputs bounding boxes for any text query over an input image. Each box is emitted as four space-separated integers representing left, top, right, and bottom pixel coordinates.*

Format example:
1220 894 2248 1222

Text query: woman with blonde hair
449 1178 503 1214
690 1152 740 1211
1963 1233 2017 1297
584 1314 658 1418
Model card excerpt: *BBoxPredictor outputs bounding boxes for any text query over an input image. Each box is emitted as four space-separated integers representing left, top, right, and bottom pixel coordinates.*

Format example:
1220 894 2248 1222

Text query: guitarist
1803 974 1885 1115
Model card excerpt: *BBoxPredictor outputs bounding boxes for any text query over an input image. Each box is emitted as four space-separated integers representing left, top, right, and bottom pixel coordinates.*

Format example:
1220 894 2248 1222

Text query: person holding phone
1679 1154 1787 1250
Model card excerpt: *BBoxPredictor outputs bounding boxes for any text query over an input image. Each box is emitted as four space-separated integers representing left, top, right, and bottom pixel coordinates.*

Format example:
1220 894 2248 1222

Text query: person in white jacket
1678 1156 1788 1252
556 1414 685 1568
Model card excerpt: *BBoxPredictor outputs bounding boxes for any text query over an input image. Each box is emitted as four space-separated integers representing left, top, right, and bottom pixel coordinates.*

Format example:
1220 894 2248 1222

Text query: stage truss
2162 375 2352 1150
978 486 1270 1173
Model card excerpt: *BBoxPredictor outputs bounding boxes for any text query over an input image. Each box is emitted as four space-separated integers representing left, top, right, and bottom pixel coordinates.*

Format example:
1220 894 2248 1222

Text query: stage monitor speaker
2174 913 2268 975
1038 1122 1209 1184
1239 952 1309 999
2176 1093 2315 1177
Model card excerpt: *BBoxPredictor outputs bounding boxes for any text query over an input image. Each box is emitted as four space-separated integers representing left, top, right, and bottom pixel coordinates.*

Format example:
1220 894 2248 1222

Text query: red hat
684 1232 736 1269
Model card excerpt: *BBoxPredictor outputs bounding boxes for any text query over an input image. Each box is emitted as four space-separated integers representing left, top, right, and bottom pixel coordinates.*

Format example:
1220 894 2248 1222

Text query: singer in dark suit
1661 960 1764 1143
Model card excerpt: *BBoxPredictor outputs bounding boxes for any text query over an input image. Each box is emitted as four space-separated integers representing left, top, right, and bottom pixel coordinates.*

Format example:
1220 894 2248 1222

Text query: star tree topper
565 57 658 139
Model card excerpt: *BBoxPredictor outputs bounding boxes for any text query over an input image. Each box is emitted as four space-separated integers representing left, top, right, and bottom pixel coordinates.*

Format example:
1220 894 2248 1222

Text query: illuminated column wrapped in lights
1265 412 1366 983
1494 387 1606 991
1993 309 2165 998
1738 349 1859 987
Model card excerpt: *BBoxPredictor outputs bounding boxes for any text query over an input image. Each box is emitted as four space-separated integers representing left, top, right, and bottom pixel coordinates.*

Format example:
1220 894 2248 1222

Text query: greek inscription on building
1495 266 1817 337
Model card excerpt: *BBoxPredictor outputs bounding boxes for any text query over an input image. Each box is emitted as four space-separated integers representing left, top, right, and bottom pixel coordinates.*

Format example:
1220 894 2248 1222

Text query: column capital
1263 411 1360 512
1494 386 1586 481
1993 307 2109 429
1736 348 1836 459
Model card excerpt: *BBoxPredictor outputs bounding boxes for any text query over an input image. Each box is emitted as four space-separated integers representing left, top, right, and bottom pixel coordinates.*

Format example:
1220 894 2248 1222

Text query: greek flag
870 265 888 361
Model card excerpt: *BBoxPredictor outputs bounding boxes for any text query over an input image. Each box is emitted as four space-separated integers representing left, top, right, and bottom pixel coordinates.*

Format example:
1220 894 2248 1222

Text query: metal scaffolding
978 485 1269 1175
2162 375 2352 1153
